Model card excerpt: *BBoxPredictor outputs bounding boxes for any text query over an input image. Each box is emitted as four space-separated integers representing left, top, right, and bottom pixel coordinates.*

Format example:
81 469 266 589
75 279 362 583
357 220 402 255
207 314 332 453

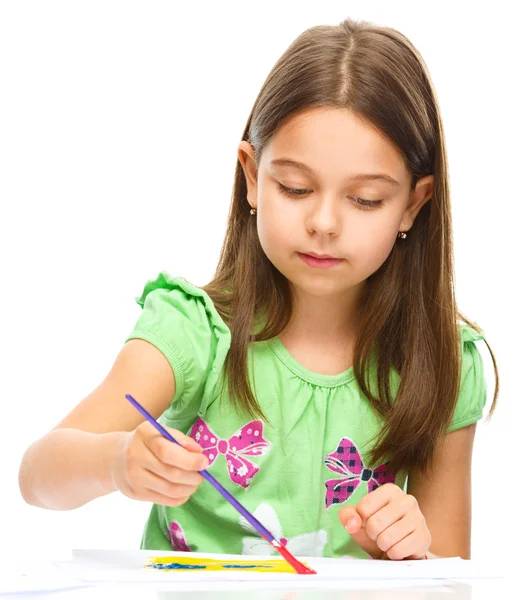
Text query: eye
277 183 383 210
352 197 384 210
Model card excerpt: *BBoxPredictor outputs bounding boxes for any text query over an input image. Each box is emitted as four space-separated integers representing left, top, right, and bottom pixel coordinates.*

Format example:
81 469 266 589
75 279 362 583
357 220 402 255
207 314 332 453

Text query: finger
364 500 409 542
347 521 382 559
138 421 204 454
142 468 200 500
164 426 204 453
138 488 191 507
338 506 381 558
144 436 209 470
338 506 362 531
146 457 205 487
356 483 403 523
385 530 426 561
375 514 416 553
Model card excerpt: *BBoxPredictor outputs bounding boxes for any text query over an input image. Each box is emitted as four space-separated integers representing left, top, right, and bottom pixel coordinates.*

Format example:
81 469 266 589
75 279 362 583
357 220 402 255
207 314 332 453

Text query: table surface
31 577 514 599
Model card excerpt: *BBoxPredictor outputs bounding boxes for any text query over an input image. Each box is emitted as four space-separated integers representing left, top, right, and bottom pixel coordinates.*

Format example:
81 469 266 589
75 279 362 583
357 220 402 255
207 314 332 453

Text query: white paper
41 579 452 593
49 549 506 587
0 560 90 595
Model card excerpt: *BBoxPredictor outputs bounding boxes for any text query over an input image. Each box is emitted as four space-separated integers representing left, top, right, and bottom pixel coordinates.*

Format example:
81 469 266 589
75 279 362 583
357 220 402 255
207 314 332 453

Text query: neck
282 281 364 343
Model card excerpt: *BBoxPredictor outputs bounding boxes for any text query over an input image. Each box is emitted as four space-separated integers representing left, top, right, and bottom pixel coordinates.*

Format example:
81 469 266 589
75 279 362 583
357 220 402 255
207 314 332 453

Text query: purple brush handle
125 393 275 543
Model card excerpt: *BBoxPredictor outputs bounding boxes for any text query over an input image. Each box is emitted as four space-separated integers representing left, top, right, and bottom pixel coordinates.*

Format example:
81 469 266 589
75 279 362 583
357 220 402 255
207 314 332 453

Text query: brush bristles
271 541 317 575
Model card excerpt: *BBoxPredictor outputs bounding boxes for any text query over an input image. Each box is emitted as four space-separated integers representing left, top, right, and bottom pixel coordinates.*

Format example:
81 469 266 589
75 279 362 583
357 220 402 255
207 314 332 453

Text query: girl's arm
18 338 176 510
406 423 477 559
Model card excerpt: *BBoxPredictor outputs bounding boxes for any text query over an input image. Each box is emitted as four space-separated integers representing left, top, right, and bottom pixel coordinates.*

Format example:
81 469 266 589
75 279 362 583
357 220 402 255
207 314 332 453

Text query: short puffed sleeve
125 271 231 426
448 322 489 433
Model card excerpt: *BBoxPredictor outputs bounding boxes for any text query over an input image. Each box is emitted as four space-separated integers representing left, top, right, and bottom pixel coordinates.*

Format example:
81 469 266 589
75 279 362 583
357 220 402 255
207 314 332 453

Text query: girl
18 17 499 561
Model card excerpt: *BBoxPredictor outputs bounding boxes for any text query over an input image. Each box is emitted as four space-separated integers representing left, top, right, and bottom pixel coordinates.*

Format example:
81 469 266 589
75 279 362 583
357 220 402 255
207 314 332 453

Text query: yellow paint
145 555 305 573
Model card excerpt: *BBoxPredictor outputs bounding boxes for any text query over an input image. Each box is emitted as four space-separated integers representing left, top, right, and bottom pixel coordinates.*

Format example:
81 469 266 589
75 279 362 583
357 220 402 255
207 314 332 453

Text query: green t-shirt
125 271 488 559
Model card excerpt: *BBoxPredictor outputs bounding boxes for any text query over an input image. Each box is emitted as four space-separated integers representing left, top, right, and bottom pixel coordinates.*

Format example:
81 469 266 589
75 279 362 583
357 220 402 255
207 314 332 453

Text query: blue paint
149 561 278 571
151 563 206 570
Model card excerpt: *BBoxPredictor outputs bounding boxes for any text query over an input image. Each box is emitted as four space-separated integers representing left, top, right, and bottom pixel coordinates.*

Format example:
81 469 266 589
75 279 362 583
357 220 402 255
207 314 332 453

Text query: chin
291 273 354 296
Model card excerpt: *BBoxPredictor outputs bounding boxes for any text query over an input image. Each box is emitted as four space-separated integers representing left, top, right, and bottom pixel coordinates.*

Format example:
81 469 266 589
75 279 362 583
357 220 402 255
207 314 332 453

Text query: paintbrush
125 393 316 575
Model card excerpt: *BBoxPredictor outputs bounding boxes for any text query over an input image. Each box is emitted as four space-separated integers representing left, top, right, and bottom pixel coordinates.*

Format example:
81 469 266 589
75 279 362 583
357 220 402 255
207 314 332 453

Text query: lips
305 253 339 259
298 252 344 269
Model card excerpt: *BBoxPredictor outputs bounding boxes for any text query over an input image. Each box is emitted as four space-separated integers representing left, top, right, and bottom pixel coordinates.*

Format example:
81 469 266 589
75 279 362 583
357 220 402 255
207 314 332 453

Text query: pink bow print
189 417 271 488
324 437 395 508
167 520 191 552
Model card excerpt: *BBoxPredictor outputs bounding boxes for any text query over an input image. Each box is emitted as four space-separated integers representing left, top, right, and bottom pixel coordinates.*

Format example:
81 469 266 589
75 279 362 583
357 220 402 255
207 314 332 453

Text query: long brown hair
201 16 499 475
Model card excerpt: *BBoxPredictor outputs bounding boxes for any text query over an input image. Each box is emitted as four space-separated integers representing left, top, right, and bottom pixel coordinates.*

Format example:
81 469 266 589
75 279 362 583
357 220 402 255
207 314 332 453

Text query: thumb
338 506 384 559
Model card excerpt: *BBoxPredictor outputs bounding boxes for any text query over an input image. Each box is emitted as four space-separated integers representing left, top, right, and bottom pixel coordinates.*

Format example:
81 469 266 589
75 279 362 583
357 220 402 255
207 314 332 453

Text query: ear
237 141 259 210
400 174 434 232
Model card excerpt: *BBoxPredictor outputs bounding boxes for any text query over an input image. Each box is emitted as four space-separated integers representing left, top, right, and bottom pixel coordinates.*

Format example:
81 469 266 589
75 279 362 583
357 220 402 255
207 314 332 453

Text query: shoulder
458 320 485 344
126 271 231 407
457 320 486 382
132 271 231 341
449 320 488 432
135 272 228 330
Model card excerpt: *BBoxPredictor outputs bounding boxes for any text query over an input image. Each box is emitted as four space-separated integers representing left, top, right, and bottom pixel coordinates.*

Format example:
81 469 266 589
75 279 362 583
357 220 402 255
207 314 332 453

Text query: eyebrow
269 158 401 187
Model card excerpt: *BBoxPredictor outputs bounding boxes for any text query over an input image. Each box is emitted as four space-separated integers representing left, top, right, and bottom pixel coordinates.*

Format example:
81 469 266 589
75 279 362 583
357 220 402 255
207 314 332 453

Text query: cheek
349 218 399 267
256 202 294 256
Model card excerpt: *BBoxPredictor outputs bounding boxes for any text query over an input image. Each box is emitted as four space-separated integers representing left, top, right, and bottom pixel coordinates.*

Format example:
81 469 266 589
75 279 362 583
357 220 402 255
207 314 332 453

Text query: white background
1 1 521 562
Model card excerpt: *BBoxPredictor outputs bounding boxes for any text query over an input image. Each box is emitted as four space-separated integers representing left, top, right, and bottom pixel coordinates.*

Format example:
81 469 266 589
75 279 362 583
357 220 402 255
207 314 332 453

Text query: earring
397 231 407 239
250 207 257 215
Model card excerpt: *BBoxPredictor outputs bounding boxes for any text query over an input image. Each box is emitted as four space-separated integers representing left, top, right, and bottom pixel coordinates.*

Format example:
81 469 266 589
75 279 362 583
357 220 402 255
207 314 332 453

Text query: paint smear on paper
145 555 306 573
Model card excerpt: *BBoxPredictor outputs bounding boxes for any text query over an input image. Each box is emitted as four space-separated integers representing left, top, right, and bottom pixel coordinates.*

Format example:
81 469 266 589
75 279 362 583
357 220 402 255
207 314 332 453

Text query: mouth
297 252 344 269
303 252 340 259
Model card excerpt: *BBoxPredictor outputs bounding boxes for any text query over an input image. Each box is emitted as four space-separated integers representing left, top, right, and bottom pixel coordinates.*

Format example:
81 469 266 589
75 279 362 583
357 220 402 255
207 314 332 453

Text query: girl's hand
111 421 208 507
338 483 431 560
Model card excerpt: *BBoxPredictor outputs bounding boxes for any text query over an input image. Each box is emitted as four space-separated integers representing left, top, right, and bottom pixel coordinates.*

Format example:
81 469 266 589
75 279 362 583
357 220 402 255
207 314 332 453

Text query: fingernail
345 518 357 531
200 458 209 469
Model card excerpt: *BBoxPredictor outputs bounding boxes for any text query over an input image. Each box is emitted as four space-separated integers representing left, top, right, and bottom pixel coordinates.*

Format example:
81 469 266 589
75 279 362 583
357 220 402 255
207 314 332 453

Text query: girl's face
238 107 433 300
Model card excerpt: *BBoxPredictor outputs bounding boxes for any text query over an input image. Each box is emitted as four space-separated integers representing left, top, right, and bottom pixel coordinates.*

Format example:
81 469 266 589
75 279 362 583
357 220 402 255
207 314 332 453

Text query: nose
306 198 340 237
